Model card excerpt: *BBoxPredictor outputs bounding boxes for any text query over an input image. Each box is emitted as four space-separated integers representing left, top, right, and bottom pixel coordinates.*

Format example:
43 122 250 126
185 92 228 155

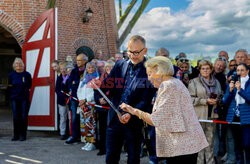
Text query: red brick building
0 0 118 130
57 0 118 60
0 0 118 60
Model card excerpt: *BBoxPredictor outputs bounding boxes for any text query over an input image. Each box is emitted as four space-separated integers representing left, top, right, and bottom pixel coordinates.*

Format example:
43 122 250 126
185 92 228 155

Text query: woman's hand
235 81 241 91
229 81 235 92
120 103 136 115
206 98 218 105
79 99 86 108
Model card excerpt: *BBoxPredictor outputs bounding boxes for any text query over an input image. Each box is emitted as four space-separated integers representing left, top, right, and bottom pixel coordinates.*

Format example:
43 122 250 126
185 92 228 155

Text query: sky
115 0 250 60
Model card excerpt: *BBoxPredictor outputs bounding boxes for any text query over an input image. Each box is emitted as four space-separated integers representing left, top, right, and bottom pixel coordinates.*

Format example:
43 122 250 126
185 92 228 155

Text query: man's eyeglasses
128 48 145 56
229 64 238 67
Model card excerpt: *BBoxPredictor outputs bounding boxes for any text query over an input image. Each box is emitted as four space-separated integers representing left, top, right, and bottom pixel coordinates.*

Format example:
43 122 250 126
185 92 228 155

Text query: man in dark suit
93 35 156 164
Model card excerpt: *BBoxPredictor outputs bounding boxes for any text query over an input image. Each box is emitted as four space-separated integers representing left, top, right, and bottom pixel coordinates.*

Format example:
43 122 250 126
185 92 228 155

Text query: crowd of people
9 35 250 164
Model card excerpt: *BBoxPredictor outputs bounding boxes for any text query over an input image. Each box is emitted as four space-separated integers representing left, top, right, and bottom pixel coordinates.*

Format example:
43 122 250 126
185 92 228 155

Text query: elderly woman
100 61 115 81
188 60 222 164
77 62 99 151
9 57 32 141
55 61 69 140
223 63 250 164
66 64 74 76
120 56 208 164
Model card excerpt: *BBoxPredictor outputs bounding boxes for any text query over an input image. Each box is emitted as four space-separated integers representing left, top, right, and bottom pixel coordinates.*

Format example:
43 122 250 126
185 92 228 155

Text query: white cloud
119 0 250 60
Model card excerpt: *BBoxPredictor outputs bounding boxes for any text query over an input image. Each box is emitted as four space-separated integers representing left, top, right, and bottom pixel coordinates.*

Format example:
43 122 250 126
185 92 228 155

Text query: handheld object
91 81 122 117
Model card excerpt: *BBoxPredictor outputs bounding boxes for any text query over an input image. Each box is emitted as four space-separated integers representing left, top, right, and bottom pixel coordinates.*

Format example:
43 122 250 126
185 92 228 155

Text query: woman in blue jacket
223 63 250 164
9 58 32 141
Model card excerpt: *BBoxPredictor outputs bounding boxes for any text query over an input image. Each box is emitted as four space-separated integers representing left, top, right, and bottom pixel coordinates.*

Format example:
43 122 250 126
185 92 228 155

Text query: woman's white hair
86 62 97 71
145 56 174 76
104 61 115 72
12 57 24 71
81 62 99 80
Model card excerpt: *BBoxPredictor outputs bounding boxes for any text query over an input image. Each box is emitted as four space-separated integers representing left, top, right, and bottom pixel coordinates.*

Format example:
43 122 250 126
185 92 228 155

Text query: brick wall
0 0 48 46
0 0 118 61
56 0 118 62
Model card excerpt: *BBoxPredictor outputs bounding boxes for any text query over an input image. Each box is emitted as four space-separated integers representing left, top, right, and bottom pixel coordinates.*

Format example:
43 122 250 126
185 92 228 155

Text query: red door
22 8 57 130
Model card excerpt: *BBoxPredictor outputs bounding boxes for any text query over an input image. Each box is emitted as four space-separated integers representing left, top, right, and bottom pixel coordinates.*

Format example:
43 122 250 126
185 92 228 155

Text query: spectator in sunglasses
229 59 237 71
176 58 191 87
176 57 200 87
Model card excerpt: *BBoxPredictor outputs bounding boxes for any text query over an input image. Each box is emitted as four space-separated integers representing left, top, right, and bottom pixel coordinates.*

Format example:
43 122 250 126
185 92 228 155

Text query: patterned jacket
151 79 208 157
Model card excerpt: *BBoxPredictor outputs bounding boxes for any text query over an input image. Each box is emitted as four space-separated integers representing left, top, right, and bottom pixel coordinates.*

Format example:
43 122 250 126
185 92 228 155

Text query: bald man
65 53 88 145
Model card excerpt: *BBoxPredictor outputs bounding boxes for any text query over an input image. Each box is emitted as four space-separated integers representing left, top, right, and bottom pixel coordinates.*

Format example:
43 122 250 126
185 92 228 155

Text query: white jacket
77 80 95 103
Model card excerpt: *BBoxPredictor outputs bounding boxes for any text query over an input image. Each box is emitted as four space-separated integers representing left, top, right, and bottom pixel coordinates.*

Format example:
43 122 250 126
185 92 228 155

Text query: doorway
0 26 21 135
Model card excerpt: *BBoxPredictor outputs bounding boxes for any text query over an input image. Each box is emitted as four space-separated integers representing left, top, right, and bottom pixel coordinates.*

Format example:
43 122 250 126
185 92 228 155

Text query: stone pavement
0 106 150 164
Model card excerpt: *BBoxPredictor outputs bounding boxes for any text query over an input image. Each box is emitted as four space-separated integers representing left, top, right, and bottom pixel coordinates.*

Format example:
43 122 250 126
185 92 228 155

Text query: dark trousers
70 100 80 139
160 153 198 164
106 118 143 164
11 99 29 138
96 110 108 151
231 124 250 164
149 126 158 164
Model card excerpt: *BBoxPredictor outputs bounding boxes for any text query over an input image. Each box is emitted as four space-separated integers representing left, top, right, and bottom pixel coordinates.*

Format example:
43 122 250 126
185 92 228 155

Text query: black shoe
60 135 67 140
19 136 26 141
11 136 19 141
97 150 106 156
64 137 78 145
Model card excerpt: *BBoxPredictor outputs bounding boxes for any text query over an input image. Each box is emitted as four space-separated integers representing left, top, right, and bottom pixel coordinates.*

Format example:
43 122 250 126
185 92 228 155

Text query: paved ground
0 106 150 164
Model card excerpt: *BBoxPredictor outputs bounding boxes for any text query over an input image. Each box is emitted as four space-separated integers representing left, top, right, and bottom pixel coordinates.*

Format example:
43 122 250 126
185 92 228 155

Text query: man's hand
118 113 131 124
